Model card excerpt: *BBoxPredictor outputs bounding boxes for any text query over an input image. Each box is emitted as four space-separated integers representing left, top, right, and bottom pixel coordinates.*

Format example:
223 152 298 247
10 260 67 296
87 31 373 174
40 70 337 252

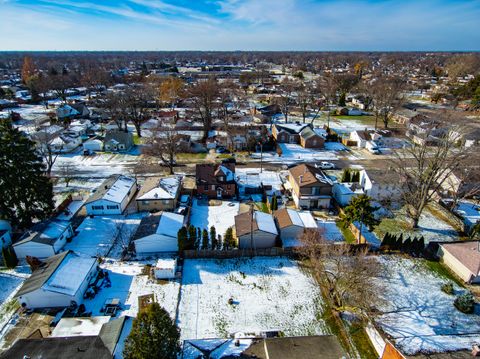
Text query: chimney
299 175 303 183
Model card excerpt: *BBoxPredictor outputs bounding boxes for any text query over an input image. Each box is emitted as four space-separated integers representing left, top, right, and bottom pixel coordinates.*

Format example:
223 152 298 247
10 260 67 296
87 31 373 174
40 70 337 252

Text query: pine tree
187 225 197 250
2 245 18 269
340 195 379 242
0 120 54 228
202 229 210 250
341 168 351 183
411 237 420 255
210 226 217 249
270 195 278 212
351 170 360 183
394 234 403 251
224 227 235 249
177 227 188 253
217 234 223 250
123 302 180 359
418 236 425 256
402 236 412 253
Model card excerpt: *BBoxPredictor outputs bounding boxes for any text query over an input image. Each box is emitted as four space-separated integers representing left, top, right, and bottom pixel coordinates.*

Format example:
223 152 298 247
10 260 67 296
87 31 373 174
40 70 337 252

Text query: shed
154 258 177 279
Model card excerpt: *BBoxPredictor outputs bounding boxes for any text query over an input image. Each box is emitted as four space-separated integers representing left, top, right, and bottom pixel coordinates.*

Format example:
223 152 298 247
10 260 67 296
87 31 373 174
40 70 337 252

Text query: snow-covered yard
454 201 480 228
283 220 345 247
235 168 285 198
65 214 144 258
189 199 239 239
83 260 180 320
374 256 480 355
176 257 328 340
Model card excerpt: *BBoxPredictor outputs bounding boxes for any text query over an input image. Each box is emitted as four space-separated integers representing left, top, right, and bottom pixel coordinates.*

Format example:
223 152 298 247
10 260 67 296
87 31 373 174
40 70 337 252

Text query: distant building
85 175 137 215
196 162 236 199
272 123 324 149
103 130 134 152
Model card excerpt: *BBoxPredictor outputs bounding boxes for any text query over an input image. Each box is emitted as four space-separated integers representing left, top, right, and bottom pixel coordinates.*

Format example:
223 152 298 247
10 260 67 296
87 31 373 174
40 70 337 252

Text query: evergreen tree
177 227 188 253
224 227 235 249
217 234 223 250
340 195 379 242
123 302 180 359
351 170 360 183
187 225 197 250
402 236 412 253
418 236 425 256
210 226 217 249
394 234 403 251
0 120 54 228
202 229 210 250
411 237 420 255
341 168 351 183
270 194 278 212
2 245 18 269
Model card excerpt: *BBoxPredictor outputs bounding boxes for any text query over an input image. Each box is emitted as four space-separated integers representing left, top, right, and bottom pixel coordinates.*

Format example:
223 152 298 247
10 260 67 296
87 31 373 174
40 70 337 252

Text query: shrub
441 282 454 295
454 292 475 314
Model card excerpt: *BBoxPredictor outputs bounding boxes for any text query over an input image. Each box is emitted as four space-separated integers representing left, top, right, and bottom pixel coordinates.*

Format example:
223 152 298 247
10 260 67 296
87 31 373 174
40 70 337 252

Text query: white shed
154 258 177 279
83 138 104 152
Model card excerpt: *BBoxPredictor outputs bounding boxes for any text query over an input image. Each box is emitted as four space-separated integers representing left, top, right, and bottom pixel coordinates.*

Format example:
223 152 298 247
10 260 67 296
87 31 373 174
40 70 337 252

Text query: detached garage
437 241 480 284
16 250 98 309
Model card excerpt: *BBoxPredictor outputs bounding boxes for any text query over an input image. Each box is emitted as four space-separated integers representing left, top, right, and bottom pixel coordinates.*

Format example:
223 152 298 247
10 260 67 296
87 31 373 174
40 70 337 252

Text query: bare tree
218 80 241 152
35 132 61 176
103 91 129 132
275 77 297 122
392 125 469 228
187 77 219 142
114 221 136 257
143 124 182 175
58 162 76 187
315 73 338 129
125 84 154 137
299 228 382 316
367 75 405 129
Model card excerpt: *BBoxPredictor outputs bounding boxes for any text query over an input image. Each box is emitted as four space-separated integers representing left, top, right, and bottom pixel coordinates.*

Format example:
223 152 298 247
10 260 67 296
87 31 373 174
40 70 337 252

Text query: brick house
288 164 333 210
272 123 324 149
195 162 237 199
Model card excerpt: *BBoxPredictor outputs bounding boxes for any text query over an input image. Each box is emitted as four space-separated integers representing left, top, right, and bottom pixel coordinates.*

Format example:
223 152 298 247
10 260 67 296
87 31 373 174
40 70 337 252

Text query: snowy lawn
374 256 480 355
83 260 180 320
65 214 144 258
189 199 239 239
283 220 345 247
454 201 480 228
235 168 285 198
177 257 328 340
375 208 460 245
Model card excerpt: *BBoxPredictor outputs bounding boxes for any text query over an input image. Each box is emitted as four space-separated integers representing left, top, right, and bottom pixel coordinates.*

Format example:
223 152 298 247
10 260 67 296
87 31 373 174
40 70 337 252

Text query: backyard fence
183 247 297 259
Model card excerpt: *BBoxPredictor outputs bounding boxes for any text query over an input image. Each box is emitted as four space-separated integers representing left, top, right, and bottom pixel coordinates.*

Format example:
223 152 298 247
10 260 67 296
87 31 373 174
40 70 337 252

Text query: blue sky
1 0 479 51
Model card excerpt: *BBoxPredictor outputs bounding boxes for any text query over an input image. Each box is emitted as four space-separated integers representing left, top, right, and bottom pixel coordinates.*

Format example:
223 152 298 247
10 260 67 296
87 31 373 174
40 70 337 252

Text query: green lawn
255 201 270 213
336 221 357 244
423 260 465 287
176 153 207 161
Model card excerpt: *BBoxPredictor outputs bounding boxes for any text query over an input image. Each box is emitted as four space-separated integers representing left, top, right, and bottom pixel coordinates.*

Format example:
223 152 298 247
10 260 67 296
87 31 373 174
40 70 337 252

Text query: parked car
316 161 335 169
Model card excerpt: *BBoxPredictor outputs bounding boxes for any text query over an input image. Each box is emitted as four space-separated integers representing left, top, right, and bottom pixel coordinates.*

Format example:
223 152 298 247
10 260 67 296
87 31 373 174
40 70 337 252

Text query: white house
85 175 137 215
16 251 98 309
332 182 365 207
154 258 177 279
133 212 185 254
437 241 480 284
235 210 278 249
274 209 317 247
13 220 73 259
51 135 82 153
83 137 104 152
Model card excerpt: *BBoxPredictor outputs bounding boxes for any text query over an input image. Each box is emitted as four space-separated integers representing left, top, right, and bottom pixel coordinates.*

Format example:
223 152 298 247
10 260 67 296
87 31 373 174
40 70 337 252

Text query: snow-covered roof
157 212 184 238
218 165 235 181
254 211 278 235
155 258 177 270
88 175 136 205
137 176 181 201
52 316 111 337
43 252 97 296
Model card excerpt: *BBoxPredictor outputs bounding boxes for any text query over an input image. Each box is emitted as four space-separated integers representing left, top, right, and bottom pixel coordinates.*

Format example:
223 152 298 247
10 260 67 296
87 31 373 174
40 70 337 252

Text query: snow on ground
411 210 459 244
56 200 84 221
283 220 345 247
255 144 361 164
83 260 180 320
454 201 480 228
177 257 328 340
65 214 144 258
189 199 239 239
235 168 285 197
52 149 141 178
0 104 50 122
374 256 480 355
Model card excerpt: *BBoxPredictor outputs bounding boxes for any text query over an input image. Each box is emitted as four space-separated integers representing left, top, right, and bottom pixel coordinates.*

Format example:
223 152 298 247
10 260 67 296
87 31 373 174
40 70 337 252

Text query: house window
219 176 224 182
143 200 150 205
211 185 215 190
313 140 317 145
204 185 209 190
227 185 231 190
92 205 104 210
163 200 170 205
107 205 119 210
312 187 320 195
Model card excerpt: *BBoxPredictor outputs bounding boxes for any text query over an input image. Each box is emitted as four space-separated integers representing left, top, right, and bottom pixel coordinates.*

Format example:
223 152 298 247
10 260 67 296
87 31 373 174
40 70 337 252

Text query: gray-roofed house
13 220 73 259
136 176 182 212
85 175 137 215
0 316 131 359
16 250 98 309
103 130 134 152
437 241 480 284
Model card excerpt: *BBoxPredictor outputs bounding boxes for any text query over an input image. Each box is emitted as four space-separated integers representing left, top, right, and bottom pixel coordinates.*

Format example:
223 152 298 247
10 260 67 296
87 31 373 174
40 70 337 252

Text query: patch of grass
348 322 378 359
132 134 142 145
423 260 465 287
176 152 207 161
336 221 357 244
374 216 411 239
255 201 270 213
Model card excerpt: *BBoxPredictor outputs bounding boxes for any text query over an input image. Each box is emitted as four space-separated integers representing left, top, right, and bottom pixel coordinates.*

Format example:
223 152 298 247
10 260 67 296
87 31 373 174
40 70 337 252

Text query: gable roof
441 241 480 275
275 209 317 229
136 176 181 201
103 130 132 145
275 122 310 135
235 210 278 237
289 164 333 188
86 175 136 205
14 220 70 247
16 251 70 297
196 163 236 185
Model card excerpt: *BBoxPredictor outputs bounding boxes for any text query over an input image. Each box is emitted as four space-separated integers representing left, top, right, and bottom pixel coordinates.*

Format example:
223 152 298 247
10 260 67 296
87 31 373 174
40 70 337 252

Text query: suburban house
196 162 237 199
349 129 381 149
15 251 98 309
85 175 137 215
287 164 333 210
272 123 324 149
0 316 131 359
13 220 73 259
332 182 365 207
136 176 182 212
133 212 185 254
437 241 480 283
103 130 134 152
274 208 317 247
359 169 403 202
234 210 278 249
83 137 104 152
50 134 82 153
441 167 480 198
